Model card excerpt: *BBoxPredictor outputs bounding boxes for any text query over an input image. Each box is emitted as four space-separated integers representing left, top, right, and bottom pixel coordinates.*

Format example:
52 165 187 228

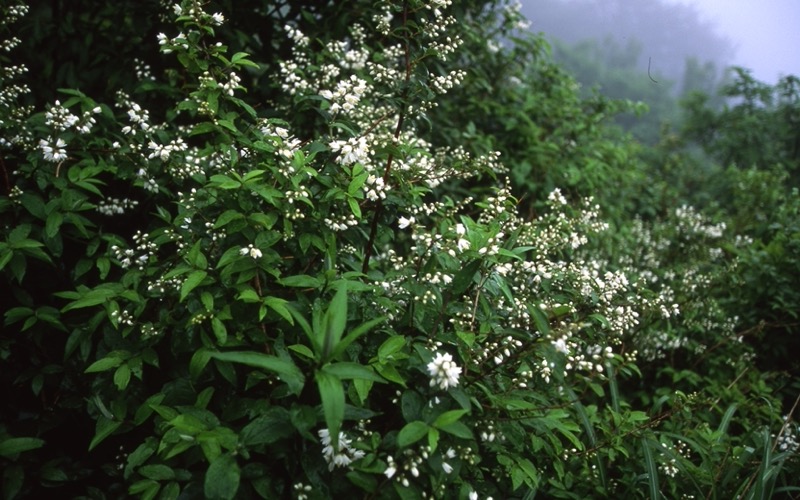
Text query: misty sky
664 0 800 82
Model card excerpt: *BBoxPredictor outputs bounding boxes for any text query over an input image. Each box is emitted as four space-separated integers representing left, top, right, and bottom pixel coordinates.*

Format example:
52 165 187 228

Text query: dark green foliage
1 1 799 499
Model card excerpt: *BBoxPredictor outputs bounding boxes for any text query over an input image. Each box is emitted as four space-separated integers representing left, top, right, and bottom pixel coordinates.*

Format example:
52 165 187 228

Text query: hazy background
518 0 800 144
664 0 800 83
521 0 800 86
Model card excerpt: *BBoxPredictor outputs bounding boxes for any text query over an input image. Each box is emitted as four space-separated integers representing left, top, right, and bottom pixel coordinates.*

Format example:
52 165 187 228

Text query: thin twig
648 57 659 84
362 0 411 274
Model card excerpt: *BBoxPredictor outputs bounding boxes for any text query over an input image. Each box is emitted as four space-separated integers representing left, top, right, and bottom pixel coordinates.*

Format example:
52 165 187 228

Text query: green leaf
377 335 406 362
180 270 208 301
45 211 63 238
451 260 480 295
642 437 660 500
248 212 278 229
316 369 345 450
186 240 208 269
128 479 160 499
0 437 45 457
347 197 362 218
62 284 123 312
208 351 304 395
190 349 212 380
717 404 737 439
322 362 385 383
433 409 469 428
401 391 424 422
530 304 550 336
89 418 122 451
113 364 131 390
3 464 23 499
374 363 406 387
279 274 321 288
332 316 387 359
264 297 293 324
211 317 227 344
190 122 219 136
237 289 260 303
4 306 34 325
428 427 440 454
322 282 348 360
287 344 315 359
398 421 429 448
204 454 240 500
214 210 244 229
285 304 317 353
240 408 294 446
437 421 473 440
138 464 175 481
85 355 124 373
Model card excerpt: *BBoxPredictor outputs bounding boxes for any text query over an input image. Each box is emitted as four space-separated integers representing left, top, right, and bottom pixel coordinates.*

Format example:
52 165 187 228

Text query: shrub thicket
1 1 798 499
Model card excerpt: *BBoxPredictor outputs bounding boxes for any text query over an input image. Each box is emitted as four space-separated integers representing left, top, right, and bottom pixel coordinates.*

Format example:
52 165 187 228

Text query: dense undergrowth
1 1 798 498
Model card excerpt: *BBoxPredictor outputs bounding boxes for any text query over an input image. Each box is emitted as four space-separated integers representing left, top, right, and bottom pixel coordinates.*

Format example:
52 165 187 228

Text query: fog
522 0 800 86
665 0 800 83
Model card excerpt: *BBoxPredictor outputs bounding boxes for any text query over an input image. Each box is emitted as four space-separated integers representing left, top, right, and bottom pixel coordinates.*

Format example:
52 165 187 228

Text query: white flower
384 465 396 479
211 12 225 25
553 338 569 355
318 428 363 471
469 492 478 500
427 351 462 390
457 238 471 252
442 462 453 474
239 244 262 259
39 137 67 162
329 136 370 166
398 216 415 229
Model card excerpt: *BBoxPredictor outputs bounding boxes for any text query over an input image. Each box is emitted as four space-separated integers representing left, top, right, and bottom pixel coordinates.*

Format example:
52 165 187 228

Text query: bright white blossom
427 351 462 390
39 137 67 162
239 244 262 259
318 428 365 471
398 215 415 229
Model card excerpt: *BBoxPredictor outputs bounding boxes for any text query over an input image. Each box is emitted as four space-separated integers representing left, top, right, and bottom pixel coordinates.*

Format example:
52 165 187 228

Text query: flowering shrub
1 1 798 499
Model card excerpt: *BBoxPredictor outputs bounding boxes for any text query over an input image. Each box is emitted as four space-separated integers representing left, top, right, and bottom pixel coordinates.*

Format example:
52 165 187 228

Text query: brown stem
361 1 411 274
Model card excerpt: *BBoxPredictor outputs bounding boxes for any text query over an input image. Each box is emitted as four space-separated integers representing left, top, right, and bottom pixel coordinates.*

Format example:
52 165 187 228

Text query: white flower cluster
119 96 151 134
97 197 139 216
427 351 462 390
111 230 157 270
776 416 799 454
431 69 467 94
319 75 369 115
38 137 67 162
329 136 371 166
659 440 691 478
324 213 358 231
675 205 726 240
0 3 32 147
135 168 160 193
385 444 476 492
318 428 365 471
147 137 187 162
134 58 155 81
110 308 134 327
239 244 262 259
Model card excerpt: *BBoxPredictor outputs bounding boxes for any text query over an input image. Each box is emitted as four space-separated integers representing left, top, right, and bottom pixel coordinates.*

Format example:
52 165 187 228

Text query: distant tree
682 68 800 177
522 0 734 88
